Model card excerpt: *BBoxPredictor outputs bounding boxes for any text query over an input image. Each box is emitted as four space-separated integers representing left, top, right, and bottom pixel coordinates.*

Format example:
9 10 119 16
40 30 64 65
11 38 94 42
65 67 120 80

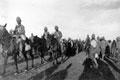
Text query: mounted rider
14 17 26 41
43 27 50 40
53 26 62 42
43 27 50 48
14 17 26 58
53 26 62 52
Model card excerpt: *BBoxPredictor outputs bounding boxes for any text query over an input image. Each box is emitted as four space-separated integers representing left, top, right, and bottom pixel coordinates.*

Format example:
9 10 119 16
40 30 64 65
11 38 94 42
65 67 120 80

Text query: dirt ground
0 51 120 80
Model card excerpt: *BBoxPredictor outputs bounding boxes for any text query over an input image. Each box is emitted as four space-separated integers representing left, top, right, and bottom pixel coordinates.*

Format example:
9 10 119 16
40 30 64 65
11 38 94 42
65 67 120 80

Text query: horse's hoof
53 62 55 65
14 72 18 75
31 68 34 70
0 75 3 79
41 61 44 64
24 69 28 72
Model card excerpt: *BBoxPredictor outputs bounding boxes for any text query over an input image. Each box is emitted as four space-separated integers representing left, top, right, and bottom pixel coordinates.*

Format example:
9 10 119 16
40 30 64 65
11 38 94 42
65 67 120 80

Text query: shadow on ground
79 58 117 80
28 64 59 80
28 63 72 80
46 63 72 80
104 57 120 74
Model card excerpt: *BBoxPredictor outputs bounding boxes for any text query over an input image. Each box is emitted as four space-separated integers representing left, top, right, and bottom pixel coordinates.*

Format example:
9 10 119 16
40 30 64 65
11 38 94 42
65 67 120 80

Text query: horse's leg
42 51 45 62
44 51 48 62
52 51 55 65
93 58 98 68
23 52 28 71
55 52 59 64
41 52 43 64
29 50 34 68
14 54 19 74
2 54 8 76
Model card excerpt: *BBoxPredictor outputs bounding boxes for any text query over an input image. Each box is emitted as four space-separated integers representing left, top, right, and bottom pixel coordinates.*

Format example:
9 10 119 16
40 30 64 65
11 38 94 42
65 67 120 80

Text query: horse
59 39 68 63
49 34 62 64
19 36 35 71
13 28 35 72
0 24 20 76
0 24 35 77
33 35 48 64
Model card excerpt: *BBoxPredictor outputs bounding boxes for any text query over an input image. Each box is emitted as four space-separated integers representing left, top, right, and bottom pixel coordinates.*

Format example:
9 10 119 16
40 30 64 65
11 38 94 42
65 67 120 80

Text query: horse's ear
4 23 7 27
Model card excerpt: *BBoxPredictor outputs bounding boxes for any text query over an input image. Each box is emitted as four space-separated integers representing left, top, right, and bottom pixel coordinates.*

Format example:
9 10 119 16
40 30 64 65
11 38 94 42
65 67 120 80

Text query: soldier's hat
16 16 22 22
44 27 48 31
55 25 59 29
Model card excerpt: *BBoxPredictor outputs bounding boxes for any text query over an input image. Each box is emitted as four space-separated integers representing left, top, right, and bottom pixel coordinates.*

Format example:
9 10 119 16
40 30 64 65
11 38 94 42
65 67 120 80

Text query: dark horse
49 34 62 64
19 37 34 71
0 24 34 77
33 35 48 64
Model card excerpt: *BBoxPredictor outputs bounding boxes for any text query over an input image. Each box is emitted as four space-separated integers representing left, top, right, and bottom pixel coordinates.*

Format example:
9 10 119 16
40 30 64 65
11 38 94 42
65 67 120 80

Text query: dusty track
0 52 120 80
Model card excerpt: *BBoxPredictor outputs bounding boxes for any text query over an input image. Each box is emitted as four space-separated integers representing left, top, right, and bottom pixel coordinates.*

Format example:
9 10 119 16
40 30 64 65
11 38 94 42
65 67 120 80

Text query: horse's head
0 23 14 51
0 23 7 36
49 34 56 41
0 23 11 40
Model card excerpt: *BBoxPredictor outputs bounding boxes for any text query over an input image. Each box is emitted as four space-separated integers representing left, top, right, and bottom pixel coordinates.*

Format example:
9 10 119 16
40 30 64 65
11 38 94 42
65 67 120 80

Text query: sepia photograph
0 0 120 80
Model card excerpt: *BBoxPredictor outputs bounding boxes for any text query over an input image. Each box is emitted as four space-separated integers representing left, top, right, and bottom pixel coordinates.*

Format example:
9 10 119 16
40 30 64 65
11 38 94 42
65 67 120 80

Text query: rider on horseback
53 26 62 42
14 17 26 59
43 27 50 49
43 27 50 40
14 16 26 40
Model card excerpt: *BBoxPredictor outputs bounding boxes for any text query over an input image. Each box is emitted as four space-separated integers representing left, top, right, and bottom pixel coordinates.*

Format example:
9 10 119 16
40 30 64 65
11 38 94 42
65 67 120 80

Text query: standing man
89 34 98 68
100 37 108 60
116 37 120 62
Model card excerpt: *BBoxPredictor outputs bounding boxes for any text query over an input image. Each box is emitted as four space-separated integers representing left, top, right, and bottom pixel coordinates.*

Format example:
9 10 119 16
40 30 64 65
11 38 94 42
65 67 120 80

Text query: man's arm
21 25 25 35
59 31 62 39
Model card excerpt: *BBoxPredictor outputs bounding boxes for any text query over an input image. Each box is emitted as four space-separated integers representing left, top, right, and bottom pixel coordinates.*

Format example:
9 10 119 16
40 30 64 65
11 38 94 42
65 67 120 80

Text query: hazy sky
0 0 120 40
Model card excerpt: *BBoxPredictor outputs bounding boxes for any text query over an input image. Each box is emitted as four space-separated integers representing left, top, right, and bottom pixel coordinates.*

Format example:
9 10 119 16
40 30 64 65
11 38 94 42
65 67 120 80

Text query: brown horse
0 24 34 77
0 24 20 76
49 34 62 64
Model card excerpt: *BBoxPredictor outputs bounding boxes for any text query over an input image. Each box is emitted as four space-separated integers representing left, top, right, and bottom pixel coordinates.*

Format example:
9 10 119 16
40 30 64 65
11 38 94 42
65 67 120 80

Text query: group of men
10 16 62 45
85 33 120 67
10 16 120 63
42 25 62 42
